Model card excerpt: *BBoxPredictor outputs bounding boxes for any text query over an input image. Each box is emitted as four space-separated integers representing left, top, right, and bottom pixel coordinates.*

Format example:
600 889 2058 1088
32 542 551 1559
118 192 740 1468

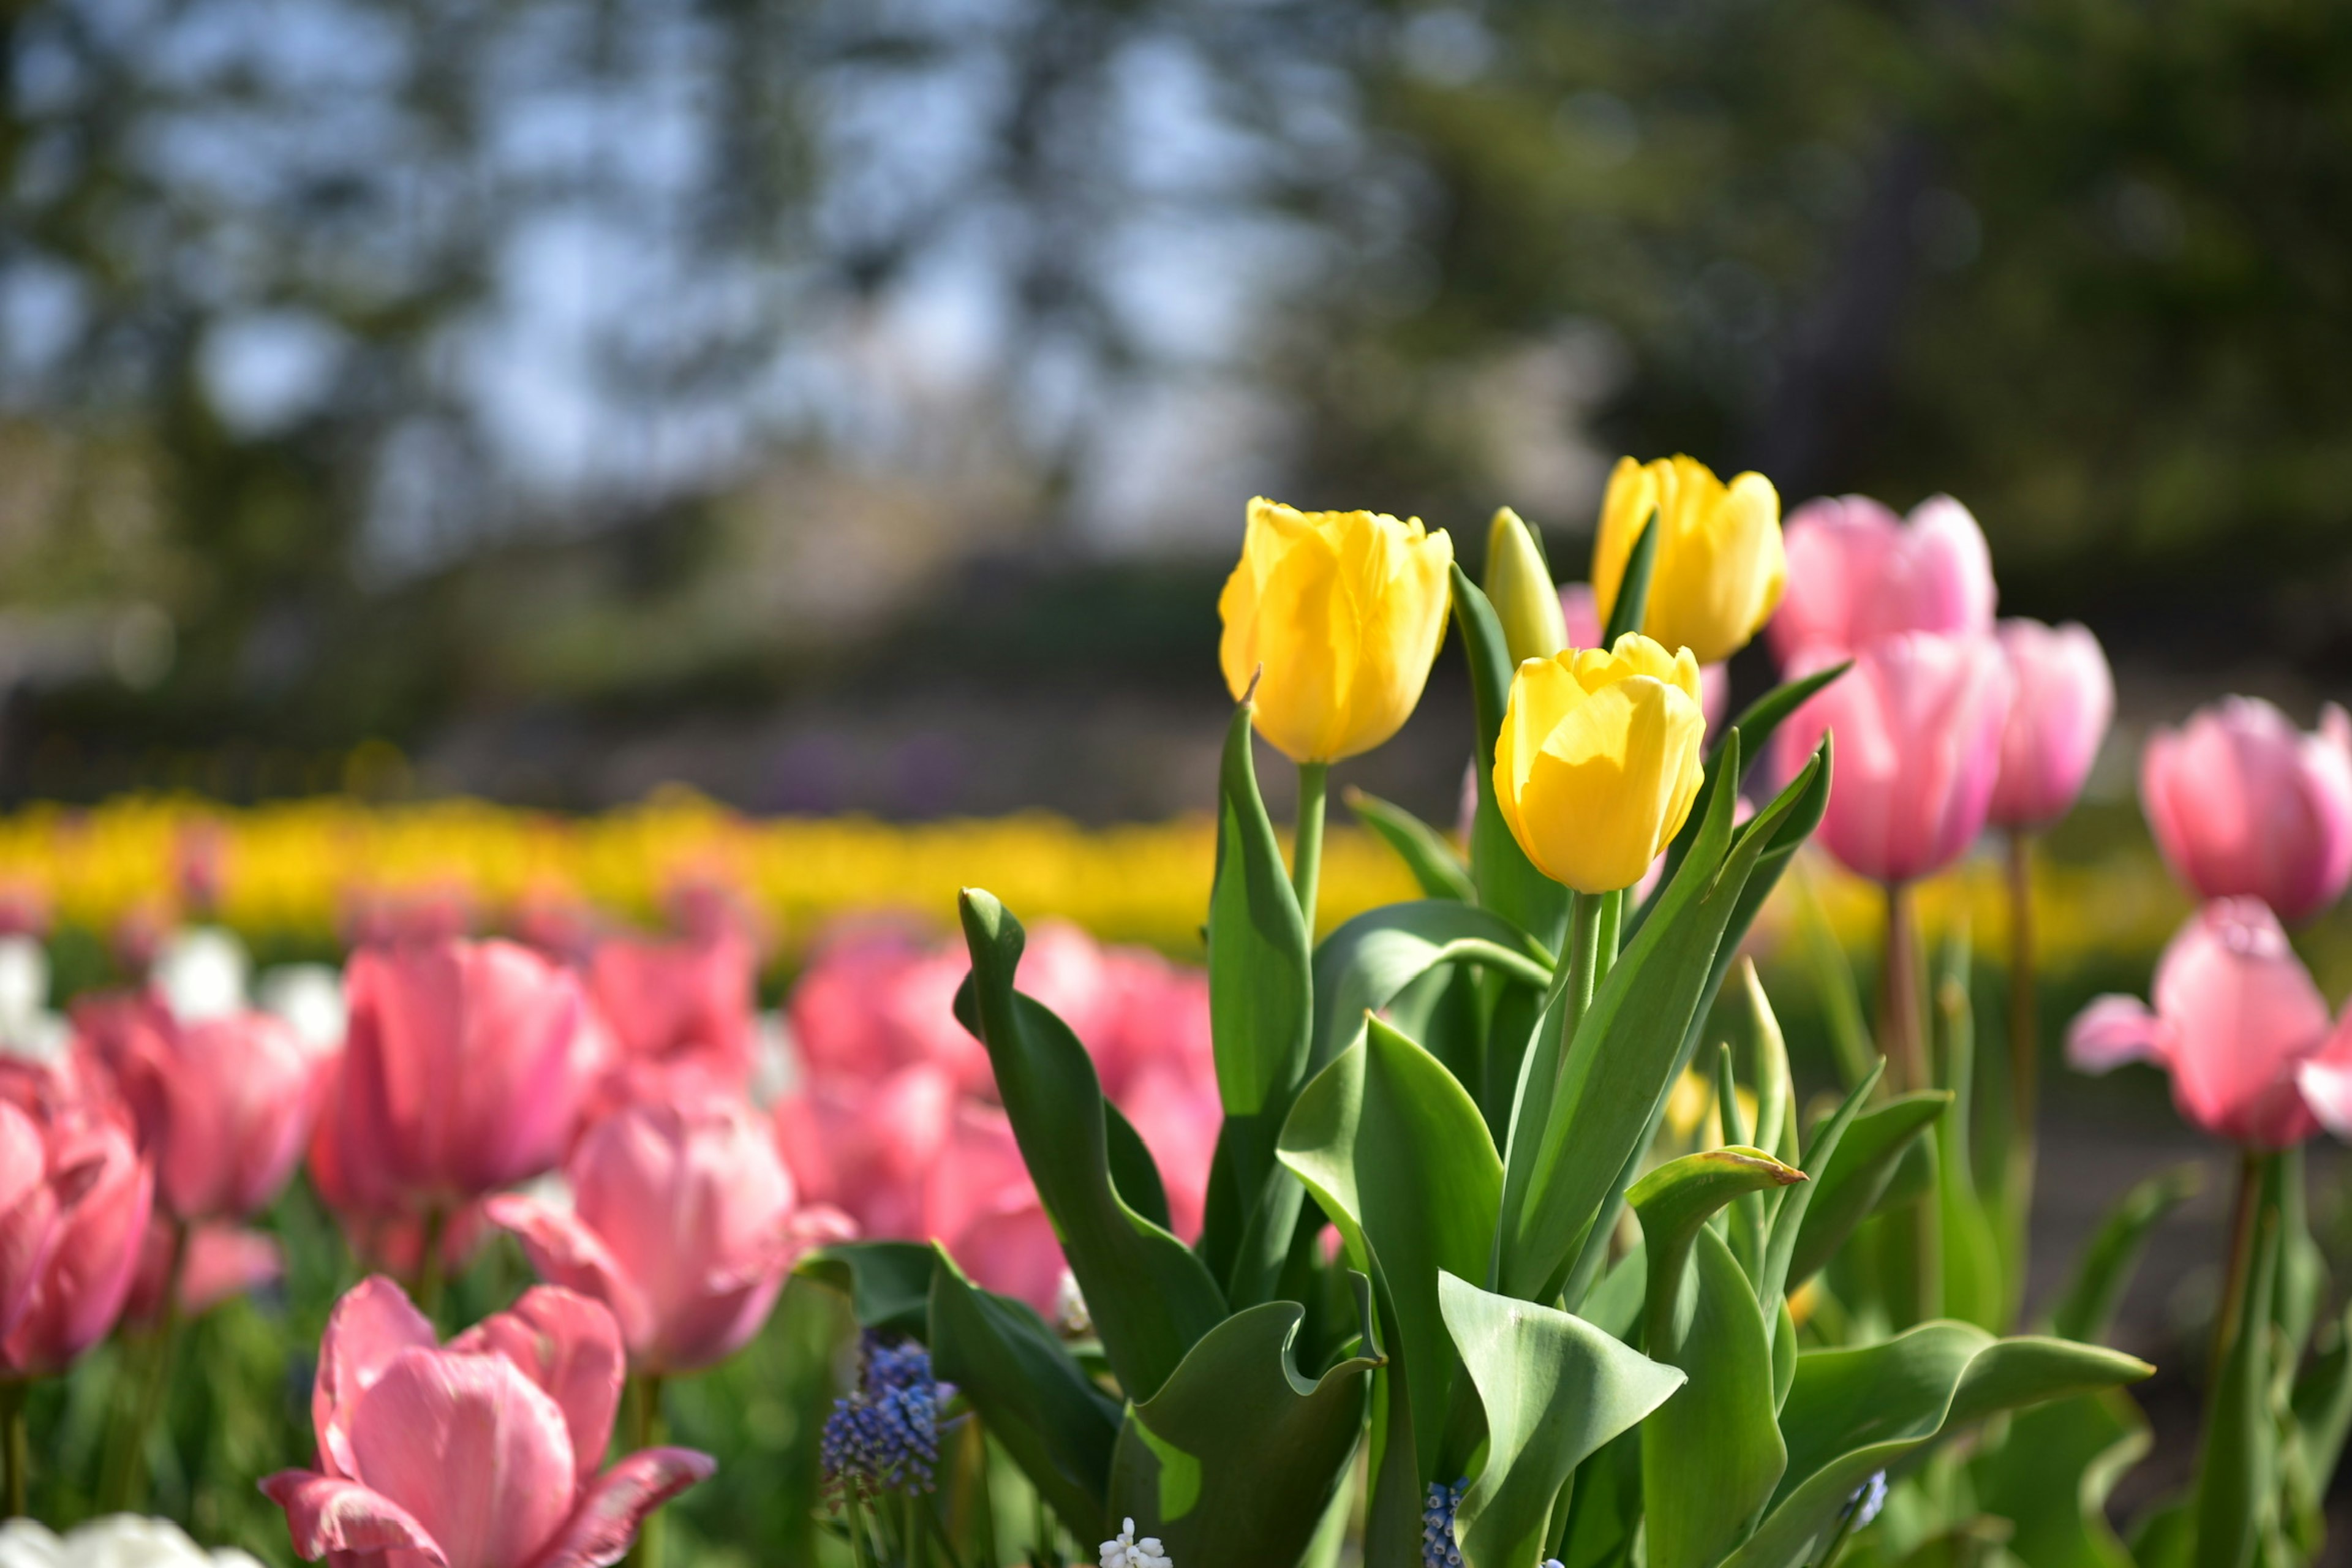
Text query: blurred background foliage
4 0 2350 822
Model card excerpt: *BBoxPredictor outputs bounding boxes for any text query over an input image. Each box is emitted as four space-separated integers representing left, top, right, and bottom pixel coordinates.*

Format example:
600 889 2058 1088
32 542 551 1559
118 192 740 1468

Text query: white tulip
0 1515 266 1568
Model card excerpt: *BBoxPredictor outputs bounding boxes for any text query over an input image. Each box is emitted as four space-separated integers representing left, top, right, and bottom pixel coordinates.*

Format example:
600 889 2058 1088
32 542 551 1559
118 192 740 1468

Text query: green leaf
1630 1149 1805 1568
1793 870 1877 1092
1581 1240 1646 1344
1107 1097 1173 1232
1725 1324 2154 1568
1452 564 1569 950
1931 933 2004 1332
1278 1017 1502 1507
1757 1063 1886 1336
2291 1306 2352 1518
957 890 1227 1401
1970 1392 2152 1568
928 1250 1121 1542
1439 1270 1687 1568
793 1240 938 1336
1310 899 1551 1078
1599 506 1657 646
1107 1291 1383 1568
1786 1091 1952 1289
2050 1165 2199 1344
1346 787 1477 903
2194 1179 2281 1568
1499 734 1824 1300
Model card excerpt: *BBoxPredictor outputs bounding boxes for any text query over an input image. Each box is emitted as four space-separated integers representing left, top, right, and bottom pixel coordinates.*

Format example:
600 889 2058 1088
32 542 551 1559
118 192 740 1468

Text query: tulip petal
262 1471 450 1566
2065 996 2172 1074
315 1275 439 1476
347 1349 576 1568
451 1283 627 1488
528 1448 715 1568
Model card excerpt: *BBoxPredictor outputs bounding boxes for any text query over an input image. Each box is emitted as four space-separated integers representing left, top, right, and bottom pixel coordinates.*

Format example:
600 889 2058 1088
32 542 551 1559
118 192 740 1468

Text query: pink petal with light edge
2066 995 2173 1074
529 1448 715 1568
482 1197 655 1360
345 1350 576 1568
262 1471 450 1566
315 1276 439 1477
451 1284 625 1487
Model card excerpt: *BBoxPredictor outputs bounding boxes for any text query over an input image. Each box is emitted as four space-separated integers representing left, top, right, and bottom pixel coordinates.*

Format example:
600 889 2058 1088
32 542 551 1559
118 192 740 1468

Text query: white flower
256 963 345 1056
154 926 250 1023
1099 1517 1171 1568
0 1515 267 1568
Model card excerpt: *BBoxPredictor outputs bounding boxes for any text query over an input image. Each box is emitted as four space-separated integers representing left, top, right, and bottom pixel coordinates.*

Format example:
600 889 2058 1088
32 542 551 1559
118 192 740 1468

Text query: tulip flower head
2139 697 2352 925
1485 507 1568 667
1591 455 1786 666
1218 499 1454 763
2068 898 2352 1149
1768 493 1997 664
584 927 757 1085
1988 619 2115 831
488 1091 853 1374
1560 582 1728 733
1494 635 1707 895
1776 631 2013 886
1 1099 153 1376
263 1277 713 1568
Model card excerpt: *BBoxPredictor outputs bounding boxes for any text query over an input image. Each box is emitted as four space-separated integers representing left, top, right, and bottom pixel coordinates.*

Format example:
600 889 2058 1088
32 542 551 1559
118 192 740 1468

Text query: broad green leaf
1787 1091 1952 1289
1278 1017 1501 1491
928 1250 1121 1542
2292 1306 2352 1517
1725 1324 2154 1568
2050 1166 2199 1344
1970 1392 2151 1568
1310 900 1551 1079
957 891 1227 1400
1346 787 1476 903
1107 1294 1382 1568
1107 1096 1172 1232
1582 1240 1646 1344
1631 1150 1804 1568
1758 1063 1886 1338
1931 937 2004 1332
2131 1496 2196 1568
1439 1270 1687 1568
1452 564 1569 949
2194 1178 2280 1568
793 1240 937 1336
1499 739 1825 1300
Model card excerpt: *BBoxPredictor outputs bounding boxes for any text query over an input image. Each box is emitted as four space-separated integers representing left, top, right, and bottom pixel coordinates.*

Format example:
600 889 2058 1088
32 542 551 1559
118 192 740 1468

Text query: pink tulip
0 1099 60 1342
312 940 601 1224
1768 494 1997 663
2139 697 2352 925
263 1277 712 1568
2067 898 2352 1148
922 1104 1065 1312
1776 631 2013 885
1988 619 2115 830
586 930 757 1086
1 1105 153 1375
488 1093 853 1374
788 927 990 1095
1560 582 1728 731
125 1219 284 1324
74 993 320 1223
774 1064 957 1243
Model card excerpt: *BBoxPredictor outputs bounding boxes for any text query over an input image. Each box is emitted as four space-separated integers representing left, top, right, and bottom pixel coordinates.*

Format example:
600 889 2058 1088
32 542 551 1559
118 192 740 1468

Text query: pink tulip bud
1988 619 2116 831
1 1101 153 1376
1776 630 2014 885
2139 697 2352 925
74 993 320 1223
488 1092 852 1374
263 1278 712 1568
311 939 599 1224
1768 494 1997 664
2067 898 2351 1148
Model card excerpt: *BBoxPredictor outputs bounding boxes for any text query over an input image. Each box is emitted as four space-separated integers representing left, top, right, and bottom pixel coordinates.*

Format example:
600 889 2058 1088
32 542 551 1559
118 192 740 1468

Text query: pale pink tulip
1559 582 1728 730
1768 494 1997 663
2067 898 2348 1148
311 940 601 1223
922 1104 1064 1313
263 1278 712 1568
1776 631 2013 884
2140 697 2352 924
774 1064 957 1243
74 993 319 1223
1 1108 153 1375
586 930 756 1086
488 1093 853 1374
1988 619 2115 830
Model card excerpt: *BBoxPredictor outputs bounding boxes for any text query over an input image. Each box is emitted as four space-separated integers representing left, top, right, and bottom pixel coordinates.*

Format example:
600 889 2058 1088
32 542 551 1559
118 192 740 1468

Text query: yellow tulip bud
1493 634 1706 894
1483 507 1568 667
1218 499 1455 764
1591 454 1786 666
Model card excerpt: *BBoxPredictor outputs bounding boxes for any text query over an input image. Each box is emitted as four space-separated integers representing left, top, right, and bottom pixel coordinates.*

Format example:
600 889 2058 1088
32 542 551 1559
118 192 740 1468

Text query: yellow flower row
0 790 2182 973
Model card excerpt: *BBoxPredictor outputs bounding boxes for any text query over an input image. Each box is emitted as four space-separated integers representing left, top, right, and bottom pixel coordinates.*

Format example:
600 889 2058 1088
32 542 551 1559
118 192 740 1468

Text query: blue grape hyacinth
821 1332 945 1506
1422 1480 1466 1568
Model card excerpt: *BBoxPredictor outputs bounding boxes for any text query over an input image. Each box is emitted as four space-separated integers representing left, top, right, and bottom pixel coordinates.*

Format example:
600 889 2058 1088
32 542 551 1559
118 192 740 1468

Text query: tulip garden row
5 461 2352 1568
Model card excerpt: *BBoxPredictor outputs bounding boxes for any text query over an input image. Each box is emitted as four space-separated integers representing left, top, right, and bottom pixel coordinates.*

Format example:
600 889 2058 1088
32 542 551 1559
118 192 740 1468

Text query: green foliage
1344 788 1476 903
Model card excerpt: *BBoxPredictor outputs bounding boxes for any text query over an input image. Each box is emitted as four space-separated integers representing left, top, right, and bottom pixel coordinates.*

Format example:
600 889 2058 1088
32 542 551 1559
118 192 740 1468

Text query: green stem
847 1492 876 1568
1293 761 1330 937
107 1216 186 1510
1880 881 1925 1094
2210 1148 2265 1380
1 1379 26 1518
1592 887 1623 984
625 1372 666 1568
414 1205 448 1326
1564 891 1602 1039
2006 832 2038 1148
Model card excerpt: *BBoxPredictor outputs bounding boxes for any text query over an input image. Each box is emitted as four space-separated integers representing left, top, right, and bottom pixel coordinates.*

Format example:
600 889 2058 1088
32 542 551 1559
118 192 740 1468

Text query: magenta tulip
2068 898 2352 1148
1988 619 2115 830
74 993 320 1223
1776 631 2013 885
1768 494 1997 663
263 1277 712 1568
2139 697 2352 924
586 930 756 1086
1 1107 153 1375
311 939 601 1224
488 1093 852 1374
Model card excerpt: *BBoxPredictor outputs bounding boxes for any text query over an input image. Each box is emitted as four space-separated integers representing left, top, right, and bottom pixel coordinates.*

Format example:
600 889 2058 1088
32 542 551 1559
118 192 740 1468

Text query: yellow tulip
1493 634 1706 894
1218 499 1454 763
1591 455 1785 666
1484 507 1567 667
